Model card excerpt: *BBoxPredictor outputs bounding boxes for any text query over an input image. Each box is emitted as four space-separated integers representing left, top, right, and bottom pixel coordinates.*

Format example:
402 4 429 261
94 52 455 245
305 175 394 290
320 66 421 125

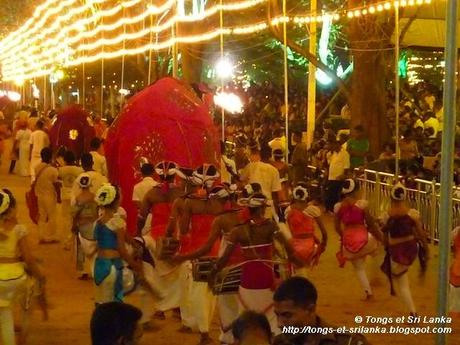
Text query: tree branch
267 0 351 100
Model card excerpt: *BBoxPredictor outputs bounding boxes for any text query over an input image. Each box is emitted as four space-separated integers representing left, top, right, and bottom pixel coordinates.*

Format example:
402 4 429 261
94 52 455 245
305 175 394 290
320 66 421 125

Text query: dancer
13 120 31 177
138 161 182 321
172 164 221 345
212 193 298 334
0 189 47 345
334 179 382 300
450 227 460 318
286 182 327 277
93 184 141 305
72 174 98 280
380 183 428 316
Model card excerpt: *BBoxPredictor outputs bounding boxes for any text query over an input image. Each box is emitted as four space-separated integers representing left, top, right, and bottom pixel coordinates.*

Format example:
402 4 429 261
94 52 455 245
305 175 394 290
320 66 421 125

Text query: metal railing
355 169 460 242
306 166 460 241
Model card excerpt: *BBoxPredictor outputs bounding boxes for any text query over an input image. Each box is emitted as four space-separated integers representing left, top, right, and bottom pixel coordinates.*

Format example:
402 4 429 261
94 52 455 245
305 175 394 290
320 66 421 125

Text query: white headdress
341 179 357 195
95 184 118 206
391 183 407 201
293 183 309 201
0 191 11 215
77 173 92 189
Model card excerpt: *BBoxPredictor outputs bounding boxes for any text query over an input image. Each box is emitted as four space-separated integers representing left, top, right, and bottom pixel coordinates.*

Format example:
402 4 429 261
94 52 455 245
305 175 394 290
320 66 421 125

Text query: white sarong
238 286 279 335
179 261 216 333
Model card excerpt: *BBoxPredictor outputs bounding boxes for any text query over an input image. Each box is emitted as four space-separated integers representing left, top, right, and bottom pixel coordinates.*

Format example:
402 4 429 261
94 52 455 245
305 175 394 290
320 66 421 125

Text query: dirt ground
0 139 459 345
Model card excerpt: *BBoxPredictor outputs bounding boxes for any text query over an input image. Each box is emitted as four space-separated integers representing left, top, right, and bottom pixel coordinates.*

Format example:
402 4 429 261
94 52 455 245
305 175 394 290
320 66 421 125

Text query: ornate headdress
341 179 357 195
391 183 407 201
95 184 118 206
293 182 309 201
0 191 11 215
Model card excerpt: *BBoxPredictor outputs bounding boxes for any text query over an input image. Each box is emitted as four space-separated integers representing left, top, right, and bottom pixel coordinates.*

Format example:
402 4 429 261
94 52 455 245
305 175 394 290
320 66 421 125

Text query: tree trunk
180 44 203 84
348 7 393 158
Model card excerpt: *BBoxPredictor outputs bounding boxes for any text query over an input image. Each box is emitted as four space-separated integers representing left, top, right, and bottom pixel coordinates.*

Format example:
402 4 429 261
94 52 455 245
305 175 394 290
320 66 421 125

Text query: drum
192 257 216 282
156 237 180 260
212 265 242 295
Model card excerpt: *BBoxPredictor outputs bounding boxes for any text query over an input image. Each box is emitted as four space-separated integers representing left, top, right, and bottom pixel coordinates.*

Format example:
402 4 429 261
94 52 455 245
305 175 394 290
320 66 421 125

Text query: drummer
138 161 183 321
169 164 222 345
211 193 299 334
171 184 248 345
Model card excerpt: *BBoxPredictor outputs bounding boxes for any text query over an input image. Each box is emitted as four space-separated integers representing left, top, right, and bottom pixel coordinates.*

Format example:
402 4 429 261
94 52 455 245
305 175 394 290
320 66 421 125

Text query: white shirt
132 177 158 202
29 130 49 158
327 148 350 180
241 161 282 200
58 165 84 201
90 151 108 176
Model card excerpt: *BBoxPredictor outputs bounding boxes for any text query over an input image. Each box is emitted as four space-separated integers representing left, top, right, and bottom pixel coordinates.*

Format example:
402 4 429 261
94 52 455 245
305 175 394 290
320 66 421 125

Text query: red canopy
105 77 220 233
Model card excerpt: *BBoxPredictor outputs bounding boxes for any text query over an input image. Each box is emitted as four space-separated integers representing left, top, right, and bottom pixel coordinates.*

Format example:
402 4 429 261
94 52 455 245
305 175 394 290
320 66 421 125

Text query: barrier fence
307 166 460 242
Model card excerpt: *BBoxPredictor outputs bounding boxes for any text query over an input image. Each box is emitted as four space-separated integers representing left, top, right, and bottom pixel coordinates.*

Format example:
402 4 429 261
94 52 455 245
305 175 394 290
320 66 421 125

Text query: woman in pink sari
286 182 327 277
334 179 383 300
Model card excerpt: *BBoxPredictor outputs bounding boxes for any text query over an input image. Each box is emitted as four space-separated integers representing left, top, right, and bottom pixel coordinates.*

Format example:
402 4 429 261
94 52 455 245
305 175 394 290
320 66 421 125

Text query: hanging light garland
0 0 433 82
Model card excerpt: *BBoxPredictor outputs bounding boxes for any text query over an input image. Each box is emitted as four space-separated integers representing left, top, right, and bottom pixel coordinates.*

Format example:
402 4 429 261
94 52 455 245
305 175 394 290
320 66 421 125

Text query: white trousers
37 195 58 241
218 294 239 344
238 286 279 335
0 276 28 345
94 265 117 304
179 262 216 333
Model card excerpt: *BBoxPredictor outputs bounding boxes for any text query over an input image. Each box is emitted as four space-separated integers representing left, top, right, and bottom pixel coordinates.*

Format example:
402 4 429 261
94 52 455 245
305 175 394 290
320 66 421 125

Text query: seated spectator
379 143 395 160
90 302 143 345
423 111 440 139
346 125 369 169
273 277 369 345
400 129 419 160
232 311 272 345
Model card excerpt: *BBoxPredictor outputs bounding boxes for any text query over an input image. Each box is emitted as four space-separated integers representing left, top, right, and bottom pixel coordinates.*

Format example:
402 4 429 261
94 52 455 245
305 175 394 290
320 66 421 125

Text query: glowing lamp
215 58 234 79
32 84 40 98
214 91 243 114
7 91 21 102
69 129 79 140
119 88 130 96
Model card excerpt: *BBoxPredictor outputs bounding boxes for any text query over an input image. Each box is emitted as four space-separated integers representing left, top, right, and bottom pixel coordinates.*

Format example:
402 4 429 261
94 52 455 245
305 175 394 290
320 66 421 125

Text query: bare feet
172 308 181 320
361 292 374 301
198 333 213 345
178 326 193 333
142 321 160 332
153 311 166 320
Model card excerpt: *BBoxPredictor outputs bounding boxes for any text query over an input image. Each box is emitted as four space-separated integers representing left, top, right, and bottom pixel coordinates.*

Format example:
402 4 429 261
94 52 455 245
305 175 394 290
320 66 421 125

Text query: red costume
450 228 460 287
287 206 321 264
335 200 369 253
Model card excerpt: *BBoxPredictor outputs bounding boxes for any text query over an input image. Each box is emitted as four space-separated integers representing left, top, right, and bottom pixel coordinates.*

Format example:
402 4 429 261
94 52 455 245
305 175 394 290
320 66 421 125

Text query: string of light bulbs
0 0 268 79
0 0 434 82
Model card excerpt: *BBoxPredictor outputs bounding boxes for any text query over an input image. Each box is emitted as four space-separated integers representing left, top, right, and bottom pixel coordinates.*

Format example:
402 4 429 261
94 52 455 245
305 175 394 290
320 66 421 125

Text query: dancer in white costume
138 161 183 321
0 189 47 345
72 174 98 279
